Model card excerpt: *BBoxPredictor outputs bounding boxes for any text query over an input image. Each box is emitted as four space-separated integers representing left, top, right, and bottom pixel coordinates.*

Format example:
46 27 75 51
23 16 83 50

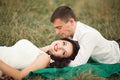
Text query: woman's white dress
0 39 45 76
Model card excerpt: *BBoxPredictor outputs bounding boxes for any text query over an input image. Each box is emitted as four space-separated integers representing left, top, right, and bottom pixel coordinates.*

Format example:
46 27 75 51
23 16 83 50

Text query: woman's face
49 40 73 58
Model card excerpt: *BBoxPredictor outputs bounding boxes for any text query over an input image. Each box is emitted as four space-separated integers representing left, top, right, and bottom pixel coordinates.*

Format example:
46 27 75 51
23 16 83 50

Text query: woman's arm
21 53 50 78
0 53 50 80
39 45 50 52
0 60 21 79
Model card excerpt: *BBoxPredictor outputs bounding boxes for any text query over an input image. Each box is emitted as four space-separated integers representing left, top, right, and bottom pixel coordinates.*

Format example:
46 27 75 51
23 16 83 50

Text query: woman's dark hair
50 6 76 23
47 38 80 68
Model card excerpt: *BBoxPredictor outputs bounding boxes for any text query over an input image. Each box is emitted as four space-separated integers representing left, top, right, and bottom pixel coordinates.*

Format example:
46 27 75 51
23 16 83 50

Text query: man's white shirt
69 21 120 67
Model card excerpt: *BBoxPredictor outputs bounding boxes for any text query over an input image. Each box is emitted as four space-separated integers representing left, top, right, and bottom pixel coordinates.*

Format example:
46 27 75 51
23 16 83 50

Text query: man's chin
61 35 68 38
63 36 70 38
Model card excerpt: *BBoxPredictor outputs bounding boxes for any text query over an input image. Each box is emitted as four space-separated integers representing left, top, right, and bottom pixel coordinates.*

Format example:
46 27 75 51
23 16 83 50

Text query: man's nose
56 30 60 34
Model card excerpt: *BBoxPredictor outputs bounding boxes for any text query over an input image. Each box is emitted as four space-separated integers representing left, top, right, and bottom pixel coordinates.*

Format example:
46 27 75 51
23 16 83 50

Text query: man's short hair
50 6 76 23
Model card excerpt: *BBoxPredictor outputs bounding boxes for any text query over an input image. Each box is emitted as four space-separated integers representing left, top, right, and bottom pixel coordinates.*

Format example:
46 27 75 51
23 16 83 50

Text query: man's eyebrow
55 26 62 28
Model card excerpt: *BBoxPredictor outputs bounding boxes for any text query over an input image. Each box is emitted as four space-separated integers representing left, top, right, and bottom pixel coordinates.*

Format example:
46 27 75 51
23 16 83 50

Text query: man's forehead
53 18 65 23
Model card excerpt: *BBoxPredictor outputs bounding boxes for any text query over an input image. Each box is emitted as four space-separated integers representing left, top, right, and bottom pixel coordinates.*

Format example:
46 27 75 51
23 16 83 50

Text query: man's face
52 18 73 38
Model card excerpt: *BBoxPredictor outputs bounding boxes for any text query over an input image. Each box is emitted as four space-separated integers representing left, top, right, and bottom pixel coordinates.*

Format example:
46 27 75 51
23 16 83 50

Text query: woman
0 38 80 80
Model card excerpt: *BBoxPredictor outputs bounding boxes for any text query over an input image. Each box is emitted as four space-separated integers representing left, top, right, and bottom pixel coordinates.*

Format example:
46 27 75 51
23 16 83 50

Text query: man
50 6 120 66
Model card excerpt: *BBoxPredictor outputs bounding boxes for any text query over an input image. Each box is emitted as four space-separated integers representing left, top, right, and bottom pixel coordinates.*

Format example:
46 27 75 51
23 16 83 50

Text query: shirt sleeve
69 32 98 67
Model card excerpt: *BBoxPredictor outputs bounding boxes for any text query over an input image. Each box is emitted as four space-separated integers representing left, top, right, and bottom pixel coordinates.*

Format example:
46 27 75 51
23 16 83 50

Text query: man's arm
70 32 98 66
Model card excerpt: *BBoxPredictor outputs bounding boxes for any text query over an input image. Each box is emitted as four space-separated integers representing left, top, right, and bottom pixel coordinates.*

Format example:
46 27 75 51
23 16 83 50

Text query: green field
0 0 120 80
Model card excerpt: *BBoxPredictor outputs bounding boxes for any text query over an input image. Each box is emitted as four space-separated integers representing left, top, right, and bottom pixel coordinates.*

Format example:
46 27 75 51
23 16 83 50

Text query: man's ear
69 18 75 24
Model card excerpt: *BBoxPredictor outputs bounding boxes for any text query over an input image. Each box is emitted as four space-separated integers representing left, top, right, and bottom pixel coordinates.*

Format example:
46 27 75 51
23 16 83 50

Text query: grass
0 0 120 80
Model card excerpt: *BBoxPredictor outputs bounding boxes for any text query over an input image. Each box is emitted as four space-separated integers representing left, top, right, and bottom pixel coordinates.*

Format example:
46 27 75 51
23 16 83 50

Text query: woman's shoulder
14 39 33 46
13 39 38 50
17 39 31 43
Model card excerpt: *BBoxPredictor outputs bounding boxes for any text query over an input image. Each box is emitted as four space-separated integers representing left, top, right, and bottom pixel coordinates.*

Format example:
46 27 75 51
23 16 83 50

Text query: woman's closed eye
63 51 66 55
63 42 67 46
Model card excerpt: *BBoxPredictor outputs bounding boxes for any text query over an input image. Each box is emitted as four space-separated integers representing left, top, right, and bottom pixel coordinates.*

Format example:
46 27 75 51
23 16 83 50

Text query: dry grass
0 0 120 80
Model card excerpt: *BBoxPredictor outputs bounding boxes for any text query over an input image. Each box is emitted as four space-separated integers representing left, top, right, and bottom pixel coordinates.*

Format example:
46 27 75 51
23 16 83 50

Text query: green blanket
23 63 120 80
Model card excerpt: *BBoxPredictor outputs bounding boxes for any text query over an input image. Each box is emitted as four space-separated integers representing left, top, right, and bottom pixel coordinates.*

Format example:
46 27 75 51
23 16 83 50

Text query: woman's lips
54 43 58 51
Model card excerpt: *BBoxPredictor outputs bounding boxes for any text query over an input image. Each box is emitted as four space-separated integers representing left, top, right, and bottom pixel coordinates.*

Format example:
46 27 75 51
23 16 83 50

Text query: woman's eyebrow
64 50 67 57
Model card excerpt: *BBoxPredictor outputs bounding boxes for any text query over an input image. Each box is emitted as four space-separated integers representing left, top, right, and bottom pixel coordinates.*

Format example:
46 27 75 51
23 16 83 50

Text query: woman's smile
54 43 58 52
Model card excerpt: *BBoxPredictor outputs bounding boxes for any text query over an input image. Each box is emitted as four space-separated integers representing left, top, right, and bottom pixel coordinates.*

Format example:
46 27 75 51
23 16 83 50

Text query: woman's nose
58 43 64 49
